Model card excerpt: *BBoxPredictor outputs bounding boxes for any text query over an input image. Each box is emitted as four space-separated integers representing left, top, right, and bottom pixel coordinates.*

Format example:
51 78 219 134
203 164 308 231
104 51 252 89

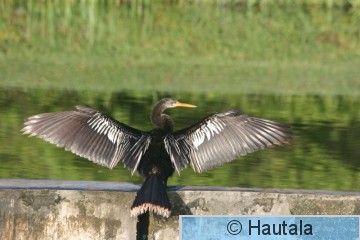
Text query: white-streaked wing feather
22 105 151 173
165 110 292 173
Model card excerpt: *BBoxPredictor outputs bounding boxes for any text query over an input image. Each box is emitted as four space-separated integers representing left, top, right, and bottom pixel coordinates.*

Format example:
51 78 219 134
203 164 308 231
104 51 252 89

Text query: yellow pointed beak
175 102 197 108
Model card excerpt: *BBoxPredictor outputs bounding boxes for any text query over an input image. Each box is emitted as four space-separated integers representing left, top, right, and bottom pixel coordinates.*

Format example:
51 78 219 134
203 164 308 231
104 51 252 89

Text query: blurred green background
1 0 359 94
0 0 359 191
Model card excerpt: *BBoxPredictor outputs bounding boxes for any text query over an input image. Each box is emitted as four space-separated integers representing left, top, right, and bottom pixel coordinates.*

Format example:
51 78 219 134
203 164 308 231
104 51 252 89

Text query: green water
1 88 359 191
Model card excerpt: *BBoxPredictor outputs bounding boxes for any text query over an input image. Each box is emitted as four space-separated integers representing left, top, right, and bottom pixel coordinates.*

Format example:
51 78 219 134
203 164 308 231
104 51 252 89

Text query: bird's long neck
151 103 174 132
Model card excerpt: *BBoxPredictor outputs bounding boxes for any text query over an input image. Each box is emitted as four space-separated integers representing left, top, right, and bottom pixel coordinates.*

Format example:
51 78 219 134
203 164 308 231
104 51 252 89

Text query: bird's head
151 98 196 129
159 98 197 109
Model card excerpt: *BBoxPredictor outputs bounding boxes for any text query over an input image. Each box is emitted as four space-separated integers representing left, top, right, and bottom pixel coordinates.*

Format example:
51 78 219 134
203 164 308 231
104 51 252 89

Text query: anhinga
22 98 291 217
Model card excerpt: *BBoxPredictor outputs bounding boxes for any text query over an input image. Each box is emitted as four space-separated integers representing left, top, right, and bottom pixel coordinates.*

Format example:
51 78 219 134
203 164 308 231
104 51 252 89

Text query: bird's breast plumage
136 128 175 179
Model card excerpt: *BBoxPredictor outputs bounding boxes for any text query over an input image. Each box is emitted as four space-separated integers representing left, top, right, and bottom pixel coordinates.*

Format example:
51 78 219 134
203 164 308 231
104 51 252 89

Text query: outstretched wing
164 110 292 173
22 105 151 173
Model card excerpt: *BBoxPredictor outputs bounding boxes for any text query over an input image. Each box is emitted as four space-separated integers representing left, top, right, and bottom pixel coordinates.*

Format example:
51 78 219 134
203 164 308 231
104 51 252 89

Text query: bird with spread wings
22 98 292 217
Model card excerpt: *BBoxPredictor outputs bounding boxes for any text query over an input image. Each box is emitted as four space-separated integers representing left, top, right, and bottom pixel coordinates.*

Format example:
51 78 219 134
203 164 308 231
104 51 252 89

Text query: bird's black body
22 98 292 218
131 99 179 216
137 128 174 180
132 128 175 216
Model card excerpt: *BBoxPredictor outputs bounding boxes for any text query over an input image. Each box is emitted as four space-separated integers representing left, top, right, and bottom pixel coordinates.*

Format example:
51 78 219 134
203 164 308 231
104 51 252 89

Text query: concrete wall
1 179 360 240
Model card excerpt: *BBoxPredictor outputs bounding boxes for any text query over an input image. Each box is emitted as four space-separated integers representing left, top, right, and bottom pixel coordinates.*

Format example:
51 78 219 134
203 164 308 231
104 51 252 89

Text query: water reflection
0 88 359 191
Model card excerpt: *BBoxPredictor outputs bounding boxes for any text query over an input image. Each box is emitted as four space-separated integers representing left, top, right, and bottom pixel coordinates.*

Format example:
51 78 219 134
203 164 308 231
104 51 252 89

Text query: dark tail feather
131 174 171 218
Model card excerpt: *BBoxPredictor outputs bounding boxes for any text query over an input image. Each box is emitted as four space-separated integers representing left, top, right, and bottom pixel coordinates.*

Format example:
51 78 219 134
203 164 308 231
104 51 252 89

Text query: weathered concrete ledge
1 179 360 239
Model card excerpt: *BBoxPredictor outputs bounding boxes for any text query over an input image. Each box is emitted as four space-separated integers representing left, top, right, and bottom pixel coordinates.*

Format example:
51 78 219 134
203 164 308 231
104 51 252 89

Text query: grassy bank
0 1 359 94
2 54 360 95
